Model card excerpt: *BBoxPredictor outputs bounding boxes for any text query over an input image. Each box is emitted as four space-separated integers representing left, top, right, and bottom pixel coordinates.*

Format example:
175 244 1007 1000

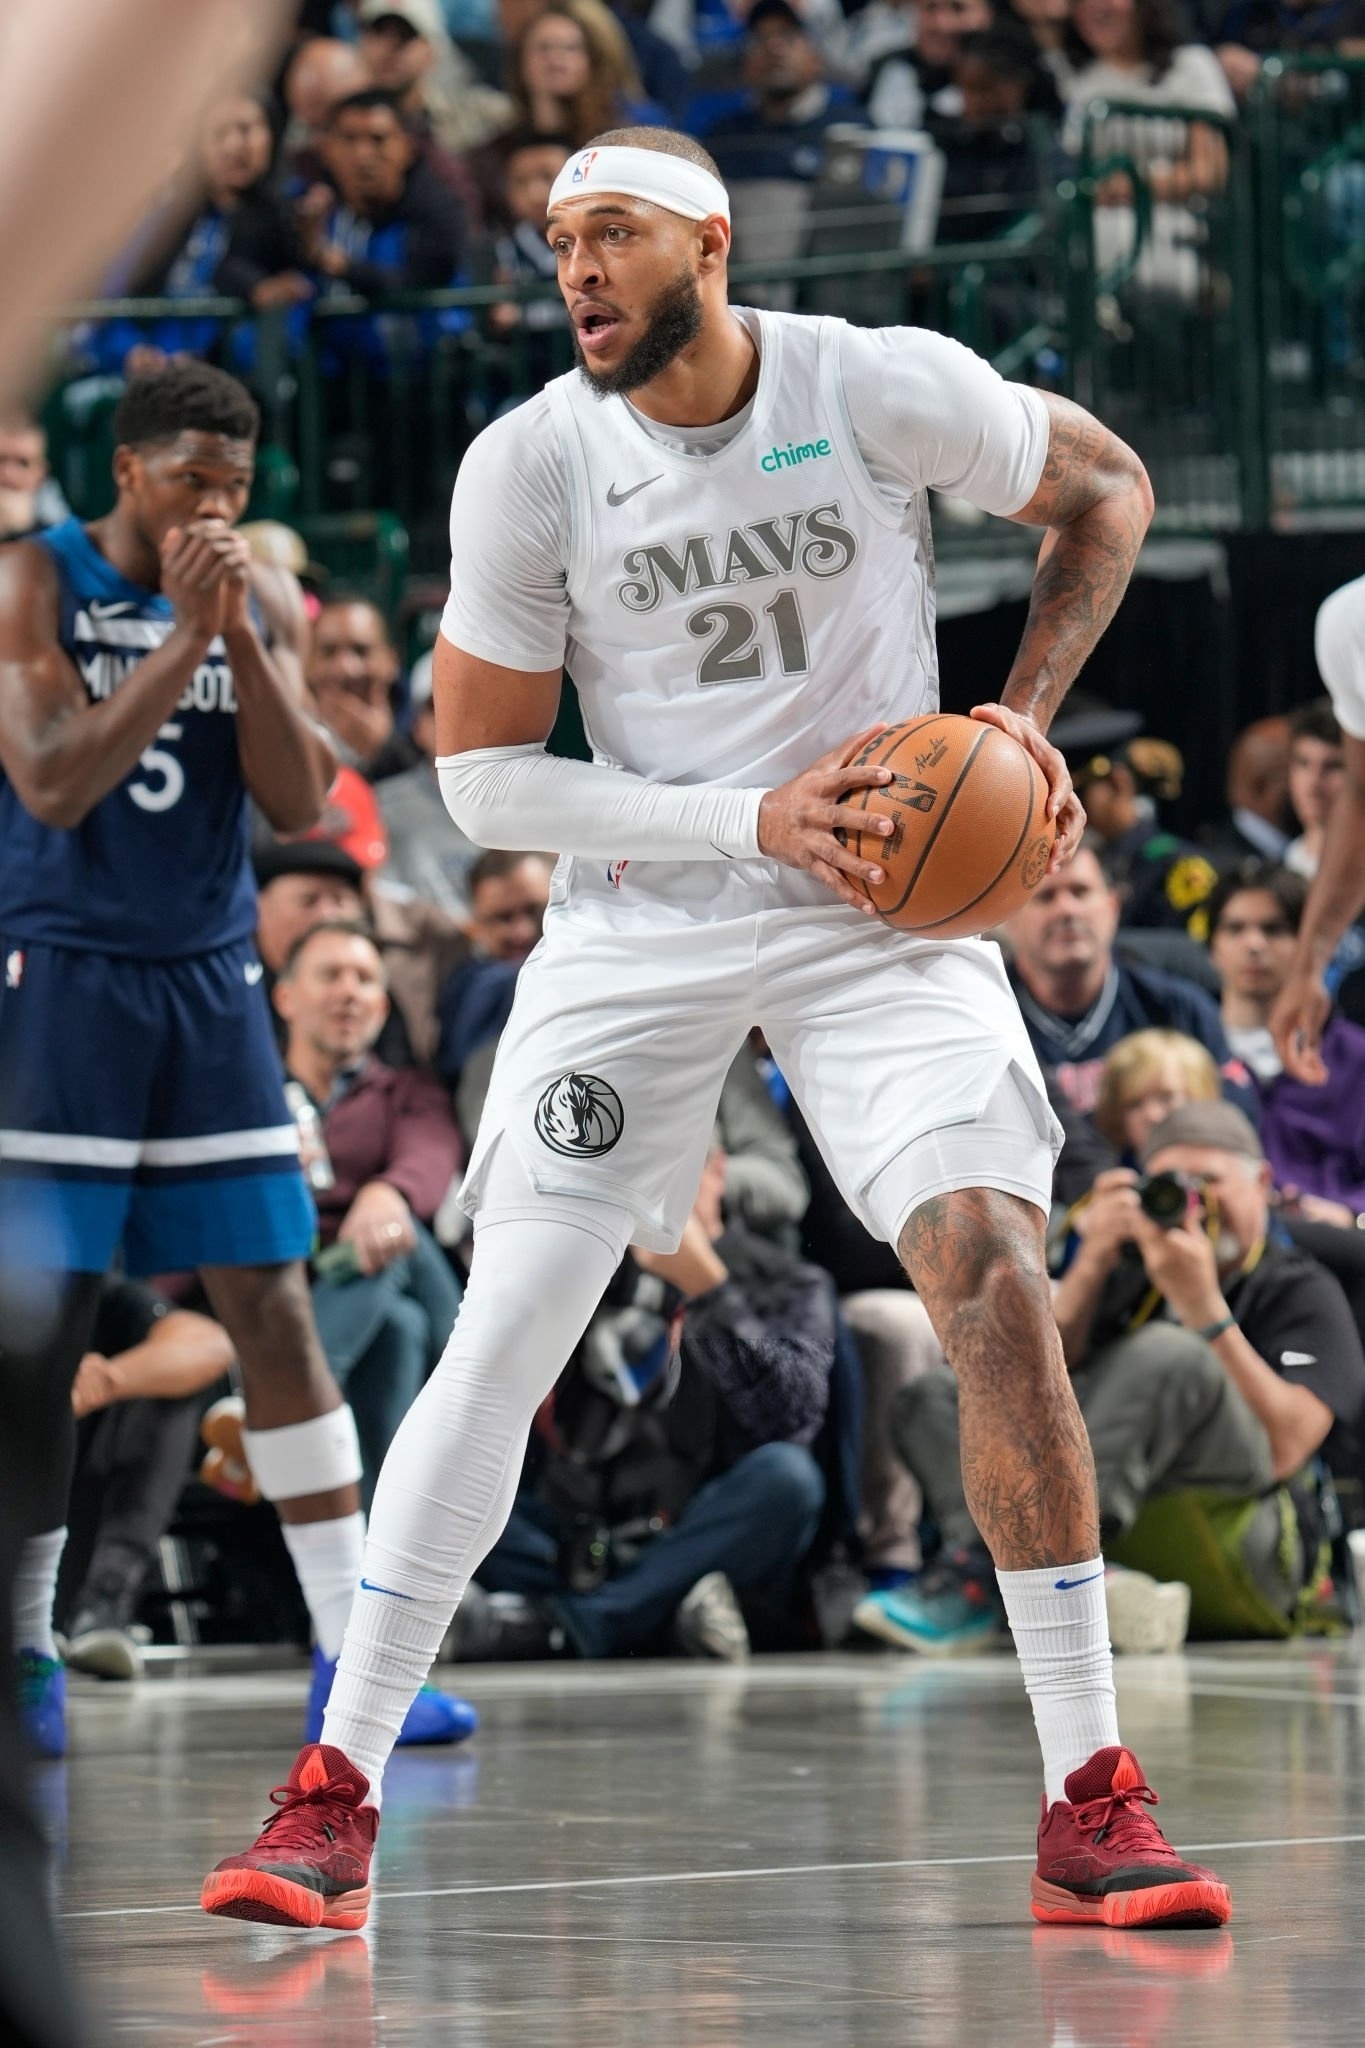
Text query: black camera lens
1138 1170 1191 1227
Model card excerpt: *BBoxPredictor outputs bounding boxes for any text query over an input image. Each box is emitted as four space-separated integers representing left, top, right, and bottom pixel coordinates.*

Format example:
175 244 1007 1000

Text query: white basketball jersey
544 308 940 793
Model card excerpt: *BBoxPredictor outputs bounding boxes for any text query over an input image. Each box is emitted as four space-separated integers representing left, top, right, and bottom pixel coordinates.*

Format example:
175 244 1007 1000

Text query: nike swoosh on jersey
87 600 137 619
606 474 663 507
1280 1350 1317 1367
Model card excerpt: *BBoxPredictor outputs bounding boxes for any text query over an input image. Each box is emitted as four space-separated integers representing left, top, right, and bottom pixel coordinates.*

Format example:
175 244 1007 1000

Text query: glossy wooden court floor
49 1644 1365 2045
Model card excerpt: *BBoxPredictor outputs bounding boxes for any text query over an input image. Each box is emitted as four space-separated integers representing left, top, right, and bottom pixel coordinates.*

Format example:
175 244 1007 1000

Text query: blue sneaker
852 1565 1001 1657
17 1649 67 1757
304 1648 478 1748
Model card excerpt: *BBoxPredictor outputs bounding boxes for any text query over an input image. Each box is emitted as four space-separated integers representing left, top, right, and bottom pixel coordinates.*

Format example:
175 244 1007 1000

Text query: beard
575 264 704 398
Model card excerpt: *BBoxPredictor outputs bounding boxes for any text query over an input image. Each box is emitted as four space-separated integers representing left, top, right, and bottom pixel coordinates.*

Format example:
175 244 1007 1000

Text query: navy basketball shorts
0 936 314 1276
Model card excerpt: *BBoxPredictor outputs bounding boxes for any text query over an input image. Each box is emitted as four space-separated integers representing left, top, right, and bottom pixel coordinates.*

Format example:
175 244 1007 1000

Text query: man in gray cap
884 1097 1365 1647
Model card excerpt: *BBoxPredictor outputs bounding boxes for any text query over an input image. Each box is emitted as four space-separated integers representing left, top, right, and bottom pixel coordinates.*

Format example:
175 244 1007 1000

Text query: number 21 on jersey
688 588 809 687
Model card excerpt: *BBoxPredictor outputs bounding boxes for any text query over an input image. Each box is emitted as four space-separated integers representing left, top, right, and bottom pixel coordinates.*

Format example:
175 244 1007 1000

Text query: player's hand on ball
757 726 897 914
970 703 1085 873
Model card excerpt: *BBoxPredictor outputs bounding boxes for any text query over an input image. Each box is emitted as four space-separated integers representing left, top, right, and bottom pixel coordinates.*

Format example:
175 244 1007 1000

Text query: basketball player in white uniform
205 130 1232 1934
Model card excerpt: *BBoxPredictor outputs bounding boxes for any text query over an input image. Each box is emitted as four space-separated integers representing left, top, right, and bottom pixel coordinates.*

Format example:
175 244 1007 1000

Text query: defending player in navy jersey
0 363 468 1757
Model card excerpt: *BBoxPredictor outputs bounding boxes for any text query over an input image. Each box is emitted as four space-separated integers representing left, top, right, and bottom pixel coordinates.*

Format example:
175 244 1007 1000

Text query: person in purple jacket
1210 863 1365 1225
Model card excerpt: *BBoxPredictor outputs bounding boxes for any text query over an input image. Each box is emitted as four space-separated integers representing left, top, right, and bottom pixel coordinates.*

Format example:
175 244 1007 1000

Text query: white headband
548 145 730 225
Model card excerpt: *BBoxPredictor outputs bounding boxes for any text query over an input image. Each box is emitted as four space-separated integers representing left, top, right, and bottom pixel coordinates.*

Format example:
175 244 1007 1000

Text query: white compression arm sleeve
436 743 768 861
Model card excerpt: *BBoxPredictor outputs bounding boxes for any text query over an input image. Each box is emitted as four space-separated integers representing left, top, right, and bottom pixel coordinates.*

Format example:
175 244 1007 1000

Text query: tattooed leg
898 1187 1099 1572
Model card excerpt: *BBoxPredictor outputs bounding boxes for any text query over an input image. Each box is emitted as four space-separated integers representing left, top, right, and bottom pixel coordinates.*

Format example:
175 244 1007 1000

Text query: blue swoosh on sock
1054 1572 1105 1590
359 1578 414 1600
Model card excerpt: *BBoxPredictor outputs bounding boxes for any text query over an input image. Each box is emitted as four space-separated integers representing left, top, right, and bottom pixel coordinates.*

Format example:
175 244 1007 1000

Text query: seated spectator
877 1102 1365 1650
1209 864 1365 1224
650 0 846 72
256 834 469 1071
56 1281 235 1682
283 37 373 188
868 0 995 129
698 0 862 272
0 411 68 542
439 851 556 1134
301 88 468 318
240 518 329 624
1004 837 1243 1115
274 921 463 1503
256 840 369 1000
486 129 572 356
1061 722 1218 936
508 0 668 149
308 594 415 780
1283 696 1344 881
469 1148 834 1660
88 92 312 379
1093 1027 1221 1161
1215 0 1365 103
357 0 514 154
931 19 1063 242
1063 0 1236 299
1200 713 1293 874
375 649 484 918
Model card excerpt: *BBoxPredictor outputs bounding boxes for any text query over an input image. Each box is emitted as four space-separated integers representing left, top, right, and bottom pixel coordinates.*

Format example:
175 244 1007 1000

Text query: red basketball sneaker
1031 1747 1232 1929
201 1744 378 1930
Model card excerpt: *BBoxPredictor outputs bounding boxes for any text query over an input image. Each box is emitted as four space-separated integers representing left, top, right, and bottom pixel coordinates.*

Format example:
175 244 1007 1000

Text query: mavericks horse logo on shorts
534 1072 625 1158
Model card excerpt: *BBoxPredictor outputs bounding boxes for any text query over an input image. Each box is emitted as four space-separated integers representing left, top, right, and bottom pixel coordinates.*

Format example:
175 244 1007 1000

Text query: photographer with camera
872 1101 1365 1652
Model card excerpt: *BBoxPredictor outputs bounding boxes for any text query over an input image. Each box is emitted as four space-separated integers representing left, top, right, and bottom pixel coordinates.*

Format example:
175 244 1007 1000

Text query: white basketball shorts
460 859 1063 1252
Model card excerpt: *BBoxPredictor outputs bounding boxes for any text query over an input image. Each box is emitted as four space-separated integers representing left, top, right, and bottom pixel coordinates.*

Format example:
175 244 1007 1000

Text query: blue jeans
310 1220 460 1508
478 1441 826 1657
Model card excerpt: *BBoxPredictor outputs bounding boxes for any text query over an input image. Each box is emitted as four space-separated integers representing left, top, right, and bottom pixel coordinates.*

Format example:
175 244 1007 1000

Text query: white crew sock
996 1558 1120 1806
323 1144 632 1801
14 1527 67 1659
281 1512 367 1661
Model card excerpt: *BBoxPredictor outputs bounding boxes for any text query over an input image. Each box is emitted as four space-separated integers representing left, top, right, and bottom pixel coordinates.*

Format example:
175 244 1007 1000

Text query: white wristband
436 743 767 862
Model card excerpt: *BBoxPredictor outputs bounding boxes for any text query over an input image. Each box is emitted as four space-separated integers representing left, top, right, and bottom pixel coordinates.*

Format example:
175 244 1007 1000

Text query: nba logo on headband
571 149 599 185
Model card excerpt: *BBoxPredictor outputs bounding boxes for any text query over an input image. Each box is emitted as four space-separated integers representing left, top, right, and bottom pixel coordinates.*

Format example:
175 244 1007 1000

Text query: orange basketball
838 713 1055 938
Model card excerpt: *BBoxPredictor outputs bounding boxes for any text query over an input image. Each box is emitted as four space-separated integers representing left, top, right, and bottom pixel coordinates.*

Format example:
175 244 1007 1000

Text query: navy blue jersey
0 517 256 959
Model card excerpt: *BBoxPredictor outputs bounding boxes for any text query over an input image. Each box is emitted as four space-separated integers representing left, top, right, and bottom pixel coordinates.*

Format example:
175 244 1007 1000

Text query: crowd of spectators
48 0 1364 405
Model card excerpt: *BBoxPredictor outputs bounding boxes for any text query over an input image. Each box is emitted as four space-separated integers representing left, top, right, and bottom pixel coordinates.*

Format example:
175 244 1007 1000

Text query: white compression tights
322 1143 635 1795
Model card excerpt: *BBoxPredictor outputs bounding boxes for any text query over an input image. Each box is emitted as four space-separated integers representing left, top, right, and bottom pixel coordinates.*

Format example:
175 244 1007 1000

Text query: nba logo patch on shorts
5 948 23 989
606 859 629 891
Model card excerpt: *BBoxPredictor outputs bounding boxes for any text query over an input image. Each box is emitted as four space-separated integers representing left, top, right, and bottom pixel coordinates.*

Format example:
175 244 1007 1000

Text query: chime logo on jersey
535 1072 625 1158
616 501 858 614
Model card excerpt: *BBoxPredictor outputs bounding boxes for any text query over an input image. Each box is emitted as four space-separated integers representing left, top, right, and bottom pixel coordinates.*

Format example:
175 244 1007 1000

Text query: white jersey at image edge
440 310 1048 794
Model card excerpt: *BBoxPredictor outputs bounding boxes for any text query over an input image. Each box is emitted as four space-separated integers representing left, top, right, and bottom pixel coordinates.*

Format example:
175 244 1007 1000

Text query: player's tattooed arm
972 395 1153 871
1002 393 1153 727
899 1188 1101 1570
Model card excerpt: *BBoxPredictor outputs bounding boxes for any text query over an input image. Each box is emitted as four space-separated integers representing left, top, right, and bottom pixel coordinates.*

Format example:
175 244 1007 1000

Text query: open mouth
574 307 623 353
